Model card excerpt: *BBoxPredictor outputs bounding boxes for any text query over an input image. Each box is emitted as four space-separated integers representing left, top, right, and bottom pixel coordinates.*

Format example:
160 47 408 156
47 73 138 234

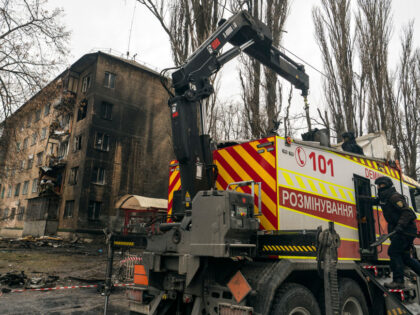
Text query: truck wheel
339 278 369 315
270 282 321 315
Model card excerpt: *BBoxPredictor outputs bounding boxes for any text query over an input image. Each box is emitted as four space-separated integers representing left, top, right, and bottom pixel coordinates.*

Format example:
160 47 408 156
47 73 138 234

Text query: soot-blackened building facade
0 51 172 237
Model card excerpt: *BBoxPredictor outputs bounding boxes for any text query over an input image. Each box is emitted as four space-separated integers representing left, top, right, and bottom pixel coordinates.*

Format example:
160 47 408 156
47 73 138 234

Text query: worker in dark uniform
341 132 364 155
374 176 420 289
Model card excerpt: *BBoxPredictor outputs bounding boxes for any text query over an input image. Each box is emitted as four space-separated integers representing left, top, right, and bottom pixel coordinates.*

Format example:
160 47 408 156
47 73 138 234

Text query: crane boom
168 10 309 219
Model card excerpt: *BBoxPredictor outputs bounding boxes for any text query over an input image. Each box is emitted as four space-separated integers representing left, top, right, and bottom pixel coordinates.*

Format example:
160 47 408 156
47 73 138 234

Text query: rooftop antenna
126 0 137 59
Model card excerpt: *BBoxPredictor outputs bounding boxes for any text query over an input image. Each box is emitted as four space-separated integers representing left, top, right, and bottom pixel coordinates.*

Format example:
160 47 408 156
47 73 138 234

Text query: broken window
44 104 50 116
17 207 25 221
58 141 69 158
88 201 101 220
1 187 4 199
40 127 47 140
94 132 110 151
31 132 37 146
23 137 28 150
68 167 78 185
64 200 74 218
16 142 21 152
14 183 20 196
81 74 91 93
10 208 15 220
22 181 29 195
36 152 43 166
74 135 82 151
20 160 25 170
103 72 115 88
60 114 70 129
3 208 9 219
67 76 78 93
77 99 88 121
35 109 41 122
27 157 33 169
100 102 113 120
91 167 105 184
32 178 38 193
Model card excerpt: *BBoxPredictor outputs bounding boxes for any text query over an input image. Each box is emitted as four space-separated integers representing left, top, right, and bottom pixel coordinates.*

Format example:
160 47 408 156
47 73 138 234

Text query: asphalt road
0 286 130 314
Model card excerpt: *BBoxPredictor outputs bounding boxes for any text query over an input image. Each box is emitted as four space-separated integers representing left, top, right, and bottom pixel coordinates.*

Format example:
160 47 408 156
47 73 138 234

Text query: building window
20 160 25 170
74 135 82 151
91 167 105 184
1 187 4 199
103 72 116 88
100 102 113 120
17 207 25 221
64 200 74 218
31 132 37 146
22 181 29 195
10 208 16 220
27 115 32 128
35 109 41 122
82 74 91 93
7 185 12 198
60 114 70 129
3 208 9 220
37 152 43 166
32 178 38 193
68 167 78 185
23 137 28 150
14 183 21 196
40 127 47 140
27 157 34 169
77 99 88 121
16 142 21 152
94 132 109 151
58 141 68 158
88 201 101 220
44 104 50 116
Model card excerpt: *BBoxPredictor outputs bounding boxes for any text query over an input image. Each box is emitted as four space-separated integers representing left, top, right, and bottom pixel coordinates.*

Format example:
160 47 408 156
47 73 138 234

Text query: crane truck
106 10 420 315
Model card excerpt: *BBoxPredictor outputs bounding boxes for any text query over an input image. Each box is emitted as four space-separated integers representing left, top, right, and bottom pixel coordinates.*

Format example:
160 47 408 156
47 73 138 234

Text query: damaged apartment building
0 51 172 237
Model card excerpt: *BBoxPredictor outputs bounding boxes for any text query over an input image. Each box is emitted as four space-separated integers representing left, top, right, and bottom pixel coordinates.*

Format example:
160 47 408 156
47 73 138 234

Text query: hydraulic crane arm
168 10 309 219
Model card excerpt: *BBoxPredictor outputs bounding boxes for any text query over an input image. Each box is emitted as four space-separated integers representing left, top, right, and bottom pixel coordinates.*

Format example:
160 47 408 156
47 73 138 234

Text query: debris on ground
0 271 27 287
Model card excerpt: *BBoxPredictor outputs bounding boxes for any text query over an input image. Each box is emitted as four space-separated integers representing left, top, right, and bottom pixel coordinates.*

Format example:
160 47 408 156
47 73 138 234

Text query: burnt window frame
64 200 74 218
100 101 113 120
91 167 105 185
74 135 82 152
94 132 110 152
88 200 101 221
68 167 79 185
81 74 91 93
77 99 88 121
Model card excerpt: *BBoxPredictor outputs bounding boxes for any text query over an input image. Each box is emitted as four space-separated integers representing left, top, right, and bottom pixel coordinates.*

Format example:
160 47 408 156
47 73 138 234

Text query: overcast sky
48 0 420 135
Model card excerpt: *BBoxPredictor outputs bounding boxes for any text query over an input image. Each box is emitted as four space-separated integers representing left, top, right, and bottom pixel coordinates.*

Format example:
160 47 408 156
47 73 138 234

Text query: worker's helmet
342 131 355 140
374 176 393 188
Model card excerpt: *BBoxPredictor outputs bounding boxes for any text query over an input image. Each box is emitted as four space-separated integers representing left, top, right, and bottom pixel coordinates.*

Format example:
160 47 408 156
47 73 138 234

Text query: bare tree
0 0 70 121
394 22 420 180
238 0 290 138
356 0 394 137
313 0 358 141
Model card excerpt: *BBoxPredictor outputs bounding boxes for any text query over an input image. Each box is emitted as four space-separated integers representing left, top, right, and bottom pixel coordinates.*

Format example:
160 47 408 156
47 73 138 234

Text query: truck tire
339 278 369 315
270 282 321 315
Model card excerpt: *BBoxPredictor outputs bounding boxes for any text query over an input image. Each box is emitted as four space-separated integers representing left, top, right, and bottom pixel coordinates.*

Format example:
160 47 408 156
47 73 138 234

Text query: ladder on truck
358 263 420 314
